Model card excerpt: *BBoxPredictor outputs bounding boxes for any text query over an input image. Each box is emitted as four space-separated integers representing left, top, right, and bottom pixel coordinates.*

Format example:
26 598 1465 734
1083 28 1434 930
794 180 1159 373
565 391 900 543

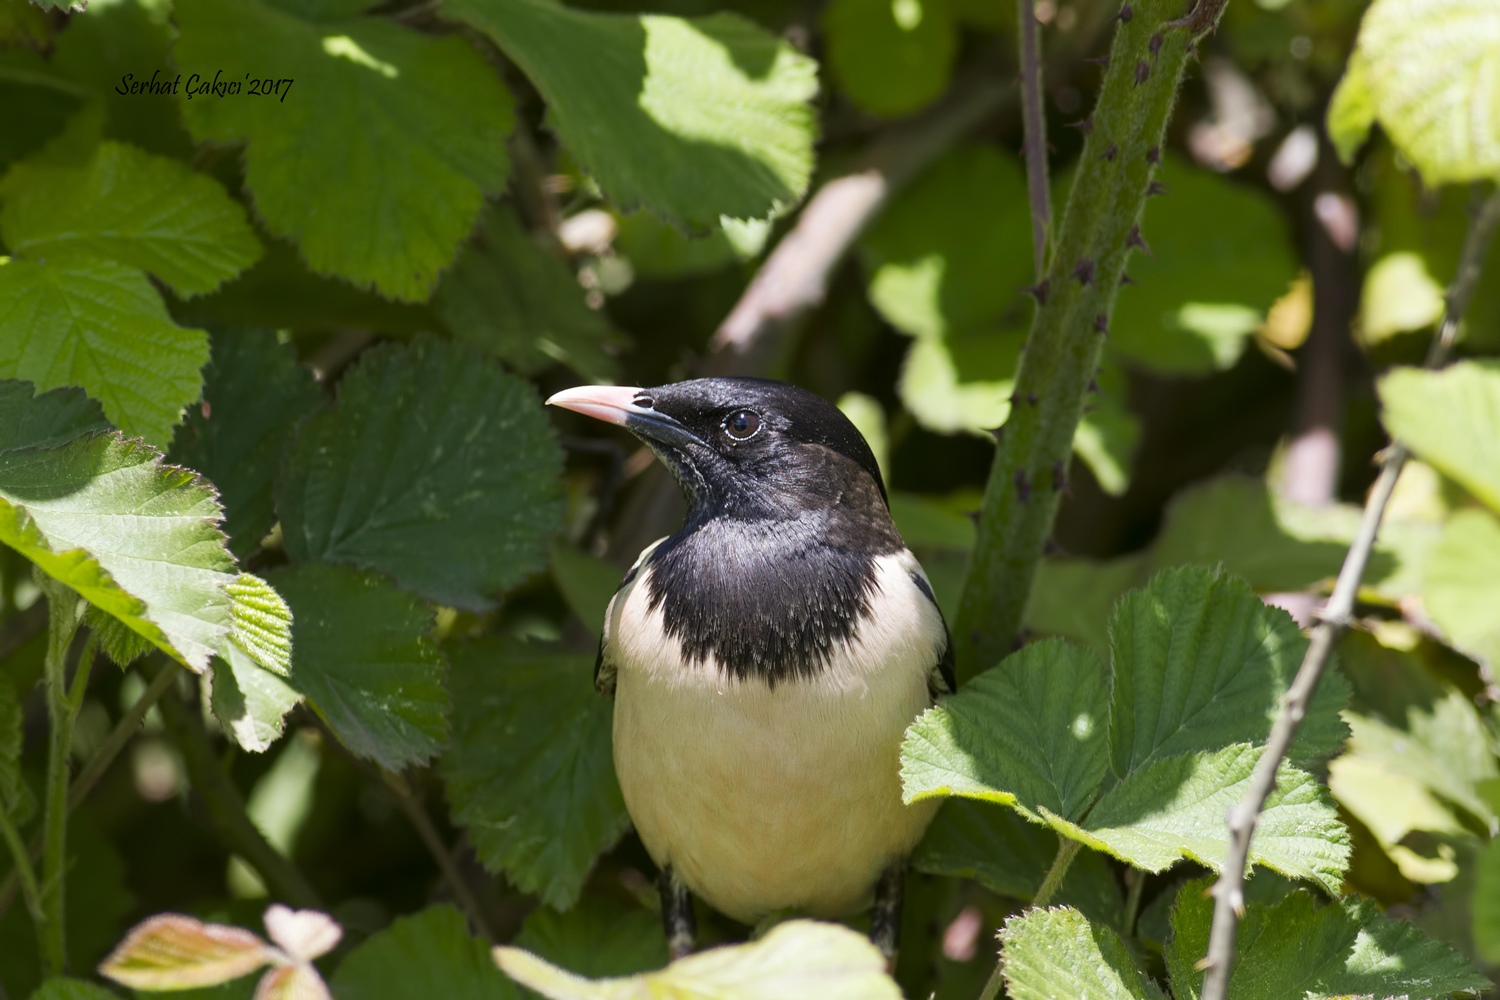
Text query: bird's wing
928 635 956 703
595 536 670 699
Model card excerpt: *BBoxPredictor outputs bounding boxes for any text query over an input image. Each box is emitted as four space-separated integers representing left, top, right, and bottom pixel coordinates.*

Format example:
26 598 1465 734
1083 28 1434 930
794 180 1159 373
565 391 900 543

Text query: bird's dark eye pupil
725 409 761 441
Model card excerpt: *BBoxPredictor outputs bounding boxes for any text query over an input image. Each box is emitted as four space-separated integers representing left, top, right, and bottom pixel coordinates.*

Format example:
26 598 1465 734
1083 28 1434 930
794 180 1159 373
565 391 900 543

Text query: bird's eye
722 409 762 442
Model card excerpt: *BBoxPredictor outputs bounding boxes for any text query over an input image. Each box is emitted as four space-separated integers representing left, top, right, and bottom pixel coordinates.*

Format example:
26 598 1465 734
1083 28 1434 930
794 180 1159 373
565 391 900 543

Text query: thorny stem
158 685 323 910
382 770 495 940
1198 185 1500 1000
977 837 1082 1000
955 0 1231 678
38 580 85 976
1122 867 1147 936
1017 0 1050 277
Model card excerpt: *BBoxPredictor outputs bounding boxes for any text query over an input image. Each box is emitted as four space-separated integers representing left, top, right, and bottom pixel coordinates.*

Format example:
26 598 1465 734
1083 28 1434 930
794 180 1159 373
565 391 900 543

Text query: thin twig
0 810 43 925
158 685 323 909
1017 0 1050 278
381 771 495 940
977 837 1081 1000
1199 185 1500 1000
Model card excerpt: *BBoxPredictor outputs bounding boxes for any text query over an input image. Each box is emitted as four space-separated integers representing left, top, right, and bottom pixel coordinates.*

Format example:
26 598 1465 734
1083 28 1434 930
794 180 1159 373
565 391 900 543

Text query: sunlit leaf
1422 508 1500 675
902 638 1110 823
999 906 1165 1000
1475 838 1500 962
1330 0 1500 184
98 914 272 990
169 331 323 559
277 337 564 611
175 0 514 301
435 204 621 382
1380 360 1500 513
1166 877 1489 1000
449 0 817 229
823 0 955 118
494 919 901 1000
269 563 447 772
330 905 519 1000
213 574 299 752
0 141 261 298
0 257 208 446
1359 252 1446 345
444 639 627 910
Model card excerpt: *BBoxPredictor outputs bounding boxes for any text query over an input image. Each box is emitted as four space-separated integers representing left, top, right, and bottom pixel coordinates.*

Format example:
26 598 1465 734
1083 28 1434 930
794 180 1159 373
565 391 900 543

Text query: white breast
604 548 944 923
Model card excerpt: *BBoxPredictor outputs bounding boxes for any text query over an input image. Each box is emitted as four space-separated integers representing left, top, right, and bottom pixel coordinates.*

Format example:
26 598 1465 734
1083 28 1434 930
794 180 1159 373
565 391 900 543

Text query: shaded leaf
435 204 621 382
1167 877 1489 1000
450 0 816 229
330 905 519 1000
1380 361 1500 514
823 0 955 118
0 141 260 298
0 422 234 671
175 0 514 301
269 563 447 772
0 674 20 814
550 542 621 639
902 638 1110 823
0 381 108 454
443 639 627 910
494 919 900 1000
0 257 208 446
999 906 1165 1000
99 914 272 991
514 897 666 989
1331 0 1500 184
28 981 121 1000
1475 838 1500 962
169 331 323 559
278 337 564 611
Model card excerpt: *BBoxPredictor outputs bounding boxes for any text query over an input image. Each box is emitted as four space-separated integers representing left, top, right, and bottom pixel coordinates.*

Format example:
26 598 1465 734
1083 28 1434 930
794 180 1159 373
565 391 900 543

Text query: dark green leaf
0 674 20 816
269 563 447 772
435 204 622 382
449 0 816 229
175 0 514 301
0 381 107 454
169 331 323 559
443 639 627 910
823 0 955 118
330 905 518 1000
514 896 666 988
29 980 122 1000
550 542 621 639
278 337 565 611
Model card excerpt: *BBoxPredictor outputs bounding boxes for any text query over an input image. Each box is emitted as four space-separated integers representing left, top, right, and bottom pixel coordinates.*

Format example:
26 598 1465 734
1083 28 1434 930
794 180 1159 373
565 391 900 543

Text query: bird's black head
547 377 890 525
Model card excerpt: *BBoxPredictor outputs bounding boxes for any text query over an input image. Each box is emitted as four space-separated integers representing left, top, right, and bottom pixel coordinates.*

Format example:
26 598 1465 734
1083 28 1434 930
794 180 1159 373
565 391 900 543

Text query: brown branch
1016 0 1050 278
1199 185 1500 1000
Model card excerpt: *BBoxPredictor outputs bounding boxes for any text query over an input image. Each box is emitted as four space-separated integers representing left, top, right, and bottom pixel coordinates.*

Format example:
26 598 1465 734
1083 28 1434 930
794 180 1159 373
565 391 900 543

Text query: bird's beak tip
544 385 647 426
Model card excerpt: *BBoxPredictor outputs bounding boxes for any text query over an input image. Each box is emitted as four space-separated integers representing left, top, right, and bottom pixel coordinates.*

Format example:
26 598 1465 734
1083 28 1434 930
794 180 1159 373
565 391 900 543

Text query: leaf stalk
1198 185 1500 1000
38 580 87 976
977 836 1082 1000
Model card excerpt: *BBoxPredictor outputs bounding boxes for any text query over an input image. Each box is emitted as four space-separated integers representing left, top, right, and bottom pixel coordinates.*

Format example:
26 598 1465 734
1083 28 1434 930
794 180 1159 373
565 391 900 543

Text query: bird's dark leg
660 866 696 960
870 860 906 963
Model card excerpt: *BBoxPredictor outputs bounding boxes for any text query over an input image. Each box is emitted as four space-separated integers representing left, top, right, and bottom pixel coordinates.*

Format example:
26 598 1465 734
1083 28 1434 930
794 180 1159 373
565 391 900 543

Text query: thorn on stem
1093 313 1109 334
1102 142 1118 161
1052 460 1070 495
1146 145 1161 165
1127 224 1154 256
1149 32 1164 59
1014 469 1031 503
1115 3 1133 23
1026 391 1039 405
1023 279 1051 305
1120 273 1138 286
1084 55 1109 67
1134 60 1150 86
1065 118 1094 133
1148 180 1169 197
1072 258 1096 285
1087 378 1100 393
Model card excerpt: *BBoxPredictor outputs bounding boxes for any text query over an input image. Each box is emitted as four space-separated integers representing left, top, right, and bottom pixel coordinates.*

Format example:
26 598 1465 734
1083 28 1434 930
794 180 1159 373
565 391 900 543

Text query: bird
546 377 954 961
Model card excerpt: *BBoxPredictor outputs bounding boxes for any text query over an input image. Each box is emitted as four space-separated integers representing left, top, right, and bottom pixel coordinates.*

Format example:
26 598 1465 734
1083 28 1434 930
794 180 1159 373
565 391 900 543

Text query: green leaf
1379 361 1500 514
443 639 628 910
514 897 667 989
494 919 901 1000
1074 369 1140 497
612 211 766 278
1475 837 1500 963
902 638 1110 823
269 563 447 772
549 542 621 639
1327 52 1376 166
1422 508 1500 675
0 141 261 298
1359 251 1446 345
0 381 107 455
0 674 20 815
913 800 1125 930
277 337 564 611
999 906 1165 1000
330 905 519 1000
823 0 955 118
0 0 54 52
0 257 209 446
859 144 1031 339
28 981 122 1000
1109 158 1297 375
0 424 235 671
169 331 323 559
99 914 272 991
1166 877 1490 1000
1107 567 1347 774
1336 0 1500 185
450 0 817 229
1027 553 1149 657
212 573 300 753
174 0 514 301
896 328 1024 434
1081 745 1350 893
435 204 622 382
